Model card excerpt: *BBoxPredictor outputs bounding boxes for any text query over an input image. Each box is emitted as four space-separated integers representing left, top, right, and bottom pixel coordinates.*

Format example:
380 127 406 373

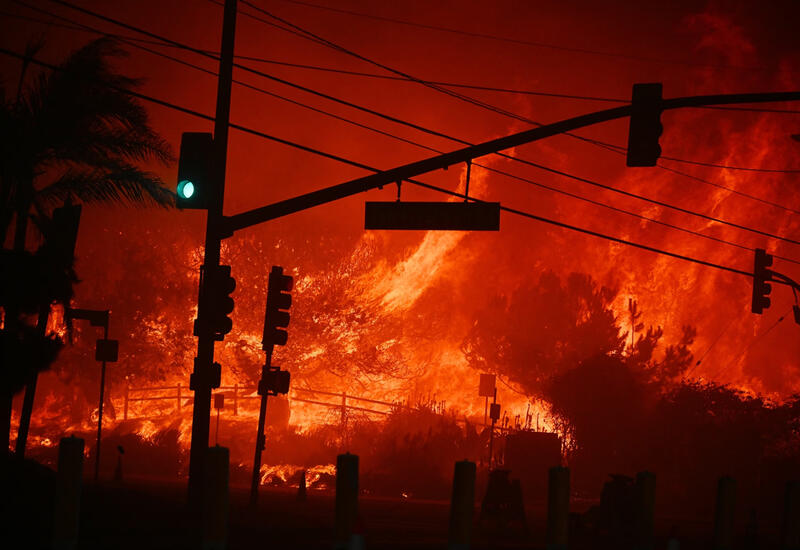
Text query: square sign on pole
364 202 500 231
95 339 119 362
479 374 496 398
214 394 225 410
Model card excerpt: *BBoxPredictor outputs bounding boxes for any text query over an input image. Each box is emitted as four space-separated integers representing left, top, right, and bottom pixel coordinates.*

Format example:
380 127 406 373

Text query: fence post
341 392 347 445
448 460 476 550
177 383 182 414
233 383 238 416
53 436 84 550
783 480 800 550
546 466 570 550
123 385 129 421
713 476 736 550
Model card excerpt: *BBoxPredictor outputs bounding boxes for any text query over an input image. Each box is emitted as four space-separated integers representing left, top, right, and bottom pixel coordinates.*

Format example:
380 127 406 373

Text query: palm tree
1 37 175 452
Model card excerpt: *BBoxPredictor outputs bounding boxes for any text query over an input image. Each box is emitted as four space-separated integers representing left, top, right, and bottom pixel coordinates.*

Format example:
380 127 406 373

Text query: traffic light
176 132 213 209
205 264 236 340
258 367 291 396
626 83 663 167
751 248 773 314
190 360 221 390
262 266 293 349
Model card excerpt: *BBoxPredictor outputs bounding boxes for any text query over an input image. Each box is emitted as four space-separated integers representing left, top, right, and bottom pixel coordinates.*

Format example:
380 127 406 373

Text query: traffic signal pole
221 90 800 234
250 267 293 506
249 351 271 507
187 0 237 506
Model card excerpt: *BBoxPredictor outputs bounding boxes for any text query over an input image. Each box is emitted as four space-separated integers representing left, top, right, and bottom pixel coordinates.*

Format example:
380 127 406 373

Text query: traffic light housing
751 248 773 314
176 132 214 209
263 266 293 350
627 83 663 167
258 366 290 396
190 360 221 390
205 264 236 340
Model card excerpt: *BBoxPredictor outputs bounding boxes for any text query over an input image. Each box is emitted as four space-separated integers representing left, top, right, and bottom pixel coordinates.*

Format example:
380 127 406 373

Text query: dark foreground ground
3 460 787 549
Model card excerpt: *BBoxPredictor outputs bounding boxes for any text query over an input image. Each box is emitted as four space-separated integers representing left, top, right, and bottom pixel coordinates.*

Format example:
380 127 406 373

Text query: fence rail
120 384 524 434
121 383 399 421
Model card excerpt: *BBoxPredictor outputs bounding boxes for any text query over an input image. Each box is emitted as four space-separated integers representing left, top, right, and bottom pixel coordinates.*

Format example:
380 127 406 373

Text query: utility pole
186 0 237 506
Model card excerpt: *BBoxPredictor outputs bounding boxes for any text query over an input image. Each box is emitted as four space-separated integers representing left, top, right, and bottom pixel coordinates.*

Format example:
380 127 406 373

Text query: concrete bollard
713 476 736 550
297 469 307 502
202 446 229 550
448 460 476 550
783 481 800 550
546 466 570 550
335 453 359 548
633 471 656 550
53 436 84 550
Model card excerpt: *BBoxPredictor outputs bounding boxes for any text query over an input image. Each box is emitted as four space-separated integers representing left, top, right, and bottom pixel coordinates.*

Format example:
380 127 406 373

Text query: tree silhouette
461 270 624 393
462 271 799 507
1 37 174 450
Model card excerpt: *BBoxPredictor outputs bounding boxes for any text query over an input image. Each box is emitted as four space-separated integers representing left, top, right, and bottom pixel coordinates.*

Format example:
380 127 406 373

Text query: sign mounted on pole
95 339 119 363
364 201 500 231
479 374 496 398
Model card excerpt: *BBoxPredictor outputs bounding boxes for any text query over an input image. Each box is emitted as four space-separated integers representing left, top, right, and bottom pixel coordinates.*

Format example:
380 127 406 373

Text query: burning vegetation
12 219 800 511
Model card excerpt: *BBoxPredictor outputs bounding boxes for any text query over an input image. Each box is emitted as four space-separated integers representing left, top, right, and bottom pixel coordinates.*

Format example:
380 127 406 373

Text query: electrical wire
655 163 800 216
0 45 765 285
12 3 800 265
659 155 800 174
247 0 800 173
40 0 800 223
241 1 800 187
14 5 796 114
689 316 737 372
274 0 769 72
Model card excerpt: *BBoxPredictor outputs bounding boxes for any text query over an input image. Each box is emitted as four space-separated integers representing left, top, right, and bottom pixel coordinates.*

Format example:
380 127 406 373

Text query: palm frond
37 164 175 208
16 37 173 171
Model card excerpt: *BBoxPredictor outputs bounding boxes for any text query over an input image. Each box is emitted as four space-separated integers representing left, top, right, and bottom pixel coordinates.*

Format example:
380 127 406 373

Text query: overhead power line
39 0 800 177
15 4 800 266
11 8 799 225
240 8 800 244
660 155 800 174
241 2 800 177
655 164 800 216
0 45 764 284
0 6 628 104
274 0 769 72
36 1 800 245
16 4 797 114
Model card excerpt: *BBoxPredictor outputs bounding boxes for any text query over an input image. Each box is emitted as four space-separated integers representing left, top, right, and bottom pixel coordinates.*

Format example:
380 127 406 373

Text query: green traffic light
177 179 195 199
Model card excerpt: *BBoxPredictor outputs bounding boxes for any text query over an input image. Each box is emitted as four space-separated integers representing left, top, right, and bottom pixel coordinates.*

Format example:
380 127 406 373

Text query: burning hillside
4 0 799 512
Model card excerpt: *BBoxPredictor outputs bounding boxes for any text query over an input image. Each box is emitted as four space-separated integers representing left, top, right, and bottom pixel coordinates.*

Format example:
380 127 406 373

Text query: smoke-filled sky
3 0 800 406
